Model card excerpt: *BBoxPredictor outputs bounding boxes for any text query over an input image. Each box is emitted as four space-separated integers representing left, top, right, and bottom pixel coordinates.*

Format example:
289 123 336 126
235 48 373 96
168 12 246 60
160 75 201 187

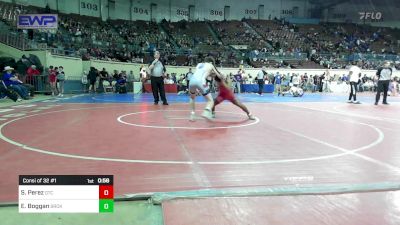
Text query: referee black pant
375 80 390 104
348 81 357 101
150 76 167 104
257 79 264 95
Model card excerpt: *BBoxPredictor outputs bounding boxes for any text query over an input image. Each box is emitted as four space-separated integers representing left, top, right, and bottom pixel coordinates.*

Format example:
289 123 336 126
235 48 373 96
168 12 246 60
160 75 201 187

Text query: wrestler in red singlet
212 76 255 120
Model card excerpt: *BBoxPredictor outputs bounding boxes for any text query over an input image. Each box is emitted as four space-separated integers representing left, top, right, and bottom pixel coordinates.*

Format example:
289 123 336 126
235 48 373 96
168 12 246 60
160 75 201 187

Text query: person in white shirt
325 69 331 92
164 74 174 84
282 84 304 97
81 70 88 93
291 73 300 87
347 61 362 104
139 65 148 93
185 68 193 93
188 57 225 121
390 77 398 96
256 66 266 96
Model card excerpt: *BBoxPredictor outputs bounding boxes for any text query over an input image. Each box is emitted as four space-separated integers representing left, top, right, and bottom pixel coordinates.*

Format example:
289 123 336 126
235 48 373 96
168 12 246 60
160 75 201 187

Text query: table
144 83 178 93
133 82 143 94
241 84 274 93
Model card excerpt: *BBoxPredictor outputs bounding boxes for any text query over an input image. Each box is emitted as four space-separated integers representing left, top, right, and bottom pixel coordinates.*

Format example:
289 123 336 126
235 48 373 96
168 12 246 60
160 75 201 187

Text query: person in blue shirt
2 66 30 100
233 69 243 93
342 74 349 82
274 72 282 96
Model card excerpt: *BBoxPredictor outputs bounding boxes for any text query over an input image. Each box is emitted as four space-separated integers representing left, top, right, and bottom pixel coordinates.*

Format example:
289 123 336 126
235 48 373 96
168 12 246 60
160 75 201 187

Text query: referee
256 66 266 96
375 61 392 105
148 51 168 105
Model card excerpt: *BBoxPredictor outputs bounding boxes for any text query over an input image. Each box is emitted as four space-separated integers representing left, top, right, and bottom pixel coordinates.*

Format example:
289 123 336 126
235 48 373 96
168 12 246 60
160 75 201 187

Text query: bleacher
246 19 304 51
211 20 265 49
162 21 214 49
1 0 399 69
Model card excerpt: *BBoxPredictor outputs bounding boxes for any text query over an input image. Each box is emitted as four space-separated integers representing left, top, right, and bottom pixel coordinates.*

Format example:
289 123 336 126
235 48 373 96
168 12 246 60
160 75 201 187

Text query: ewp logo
17 14 58 29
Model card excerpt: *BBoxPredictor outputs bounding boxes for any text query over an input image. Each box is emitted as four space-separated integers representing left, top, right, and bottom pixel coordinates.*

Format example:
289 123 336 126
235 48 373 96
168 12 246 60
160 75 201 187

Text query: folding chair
103 80 113 93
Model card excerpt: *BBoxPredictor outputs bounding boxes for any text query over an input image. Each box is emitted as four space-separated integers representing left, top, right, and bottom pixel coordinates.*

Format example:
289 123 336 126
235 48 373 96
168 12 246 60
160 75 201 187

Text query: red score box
99 185 114 199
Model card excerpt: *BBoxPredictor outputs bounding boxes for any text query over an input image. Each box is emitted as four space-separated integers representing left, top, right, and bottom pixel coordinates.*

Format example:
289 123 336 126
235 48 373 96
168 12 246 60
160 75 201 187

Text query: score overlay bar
19 175 114 213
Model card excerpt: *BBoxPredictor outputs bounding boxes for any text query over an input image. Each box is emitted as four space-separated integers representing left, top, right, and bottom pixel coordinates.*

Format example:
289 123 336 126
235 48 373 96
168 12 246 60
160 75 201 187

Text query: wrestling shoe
248 114 256 120
201 109 213 120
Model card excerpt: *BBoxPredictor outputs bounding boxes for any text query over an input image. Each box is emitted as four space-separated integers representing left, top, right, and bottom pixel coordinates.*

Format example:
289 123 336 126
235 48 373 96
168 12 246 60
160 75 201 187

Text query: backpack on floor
1 81 19 102
6 88 19 102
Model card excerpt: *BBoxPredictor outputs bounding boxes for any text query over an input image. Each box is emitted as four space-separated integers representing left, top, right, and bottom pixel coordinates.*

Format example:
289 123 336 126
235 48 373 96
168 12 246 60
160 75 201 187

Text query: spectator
324 69 331 92
26 65 40 85
363 80 374 92
44 4 51 13
81 71 88 93
292 73 300 87
48 66 57 96
112 70 119 81
390 77 398 96
177 76 187 93
88 67 98 93
233 69 243 93
2 66 30 100
306 74 314 92
313 75 319 92
14 71 35 97
99 68 110 88
139 66 148 93
115 71 127 93
57 66 65 97
319 72 325 92
164 74 174 84
274 71 282 95
185 68 193 93
128 71 134 82
171 73 177 83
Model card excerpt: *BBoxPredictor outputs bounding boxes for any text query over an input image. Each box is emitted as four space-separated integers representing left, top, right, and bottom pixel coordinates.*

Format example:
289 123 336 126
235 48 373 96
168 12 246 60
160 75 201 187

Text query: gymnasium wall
8 0 308 22
4 0 400 27
324 1 400 26
0 42 47 65
46 53 83 77
0 42 26 59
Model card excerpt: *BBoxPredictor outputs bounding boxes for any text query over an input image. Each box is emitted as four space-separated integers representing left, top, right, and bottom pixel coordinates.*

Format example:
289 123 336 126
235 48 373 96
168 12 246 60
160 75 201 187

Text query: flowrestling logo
359 12 382 20
17 14 58 29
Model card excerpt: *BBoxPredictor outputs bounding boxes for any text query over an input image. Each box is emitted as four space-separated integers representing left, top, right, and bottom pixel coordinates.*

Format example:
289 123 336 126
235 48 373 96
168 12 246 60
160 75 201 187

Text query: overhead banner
17 14 58 29
173 7 189 20
80 0 100 17
131 2 151 20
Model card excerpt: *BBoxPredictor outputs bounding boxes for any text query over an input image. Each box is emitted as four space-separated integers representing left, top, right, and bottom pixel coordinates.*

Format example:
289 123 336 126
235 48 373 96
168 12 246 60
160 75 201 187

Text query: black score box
19 175 114 213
